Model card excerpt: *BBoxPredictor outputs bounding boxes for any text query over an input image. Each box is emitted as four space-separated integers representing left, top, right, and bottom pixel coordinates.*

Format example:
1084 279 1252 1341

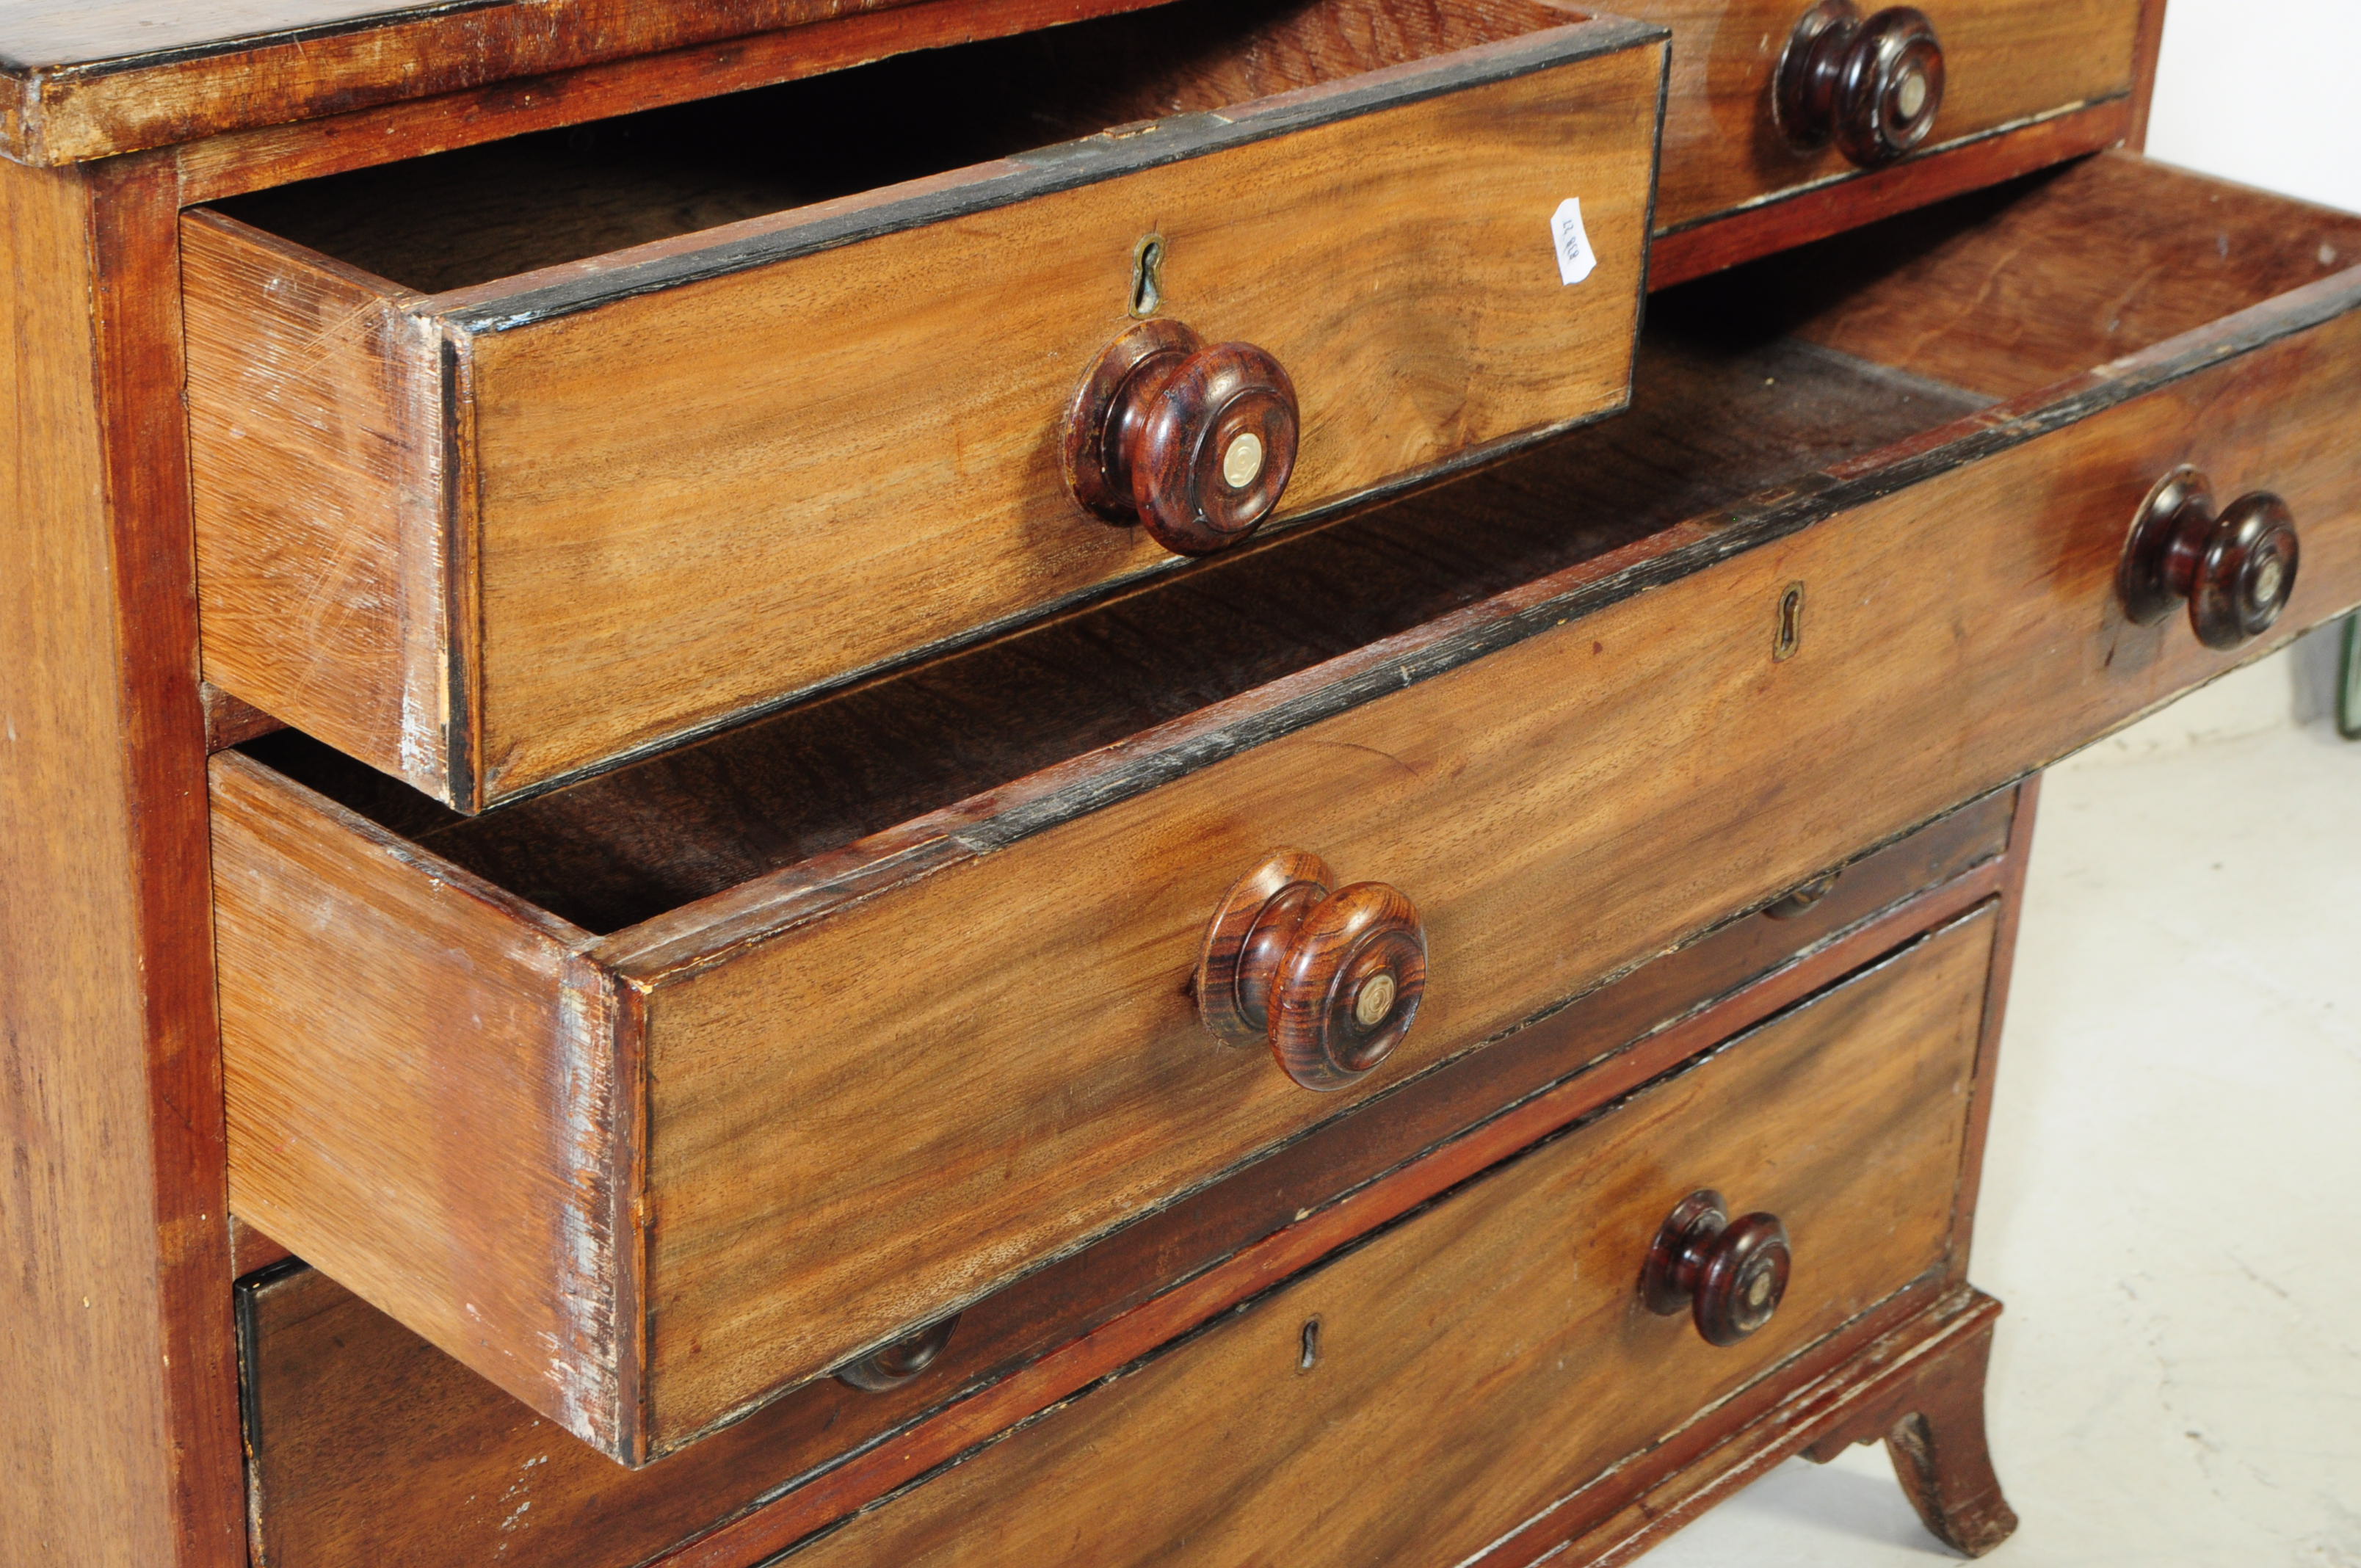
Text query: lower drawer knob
833 1313 961 1393
1775 1 1945 167
1642 1191 1793 1347
1065 319 1301 556
2120 465 2301 650
1197 849 1427 1092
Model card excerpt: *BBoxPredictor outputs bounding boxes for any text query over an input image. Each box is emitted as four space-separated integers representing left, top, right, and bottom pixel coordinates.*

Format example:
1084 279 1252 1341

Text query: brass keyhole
1774 582 1807 661
1130 233 1165 319
1298 1316 1322 1373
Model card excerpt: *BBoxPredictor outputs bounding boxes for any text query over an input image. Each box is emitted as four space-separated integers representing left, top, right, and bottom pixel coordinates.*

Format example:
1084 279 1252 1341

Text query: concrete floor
1649 642 2361 1567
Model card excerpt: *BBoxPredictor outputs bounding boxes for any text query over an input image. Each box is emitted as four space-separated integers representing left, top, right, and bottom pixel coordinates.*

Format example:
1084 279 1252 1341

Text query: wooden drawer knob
1196 849 1427 1092
2120 466 2301 650
1642 1190 1792 1347
1776 1 1945 167
834 1313 961 1392
1066 319 1301 556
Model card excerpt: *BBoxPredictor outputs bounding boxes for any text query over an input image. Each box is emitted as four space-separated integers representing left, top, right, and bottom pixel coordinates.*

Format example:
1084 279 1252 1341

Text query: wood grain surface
1747 153 2361 399
210 751 634 1453
214 156 2361 1462
1616 0 2141 233
1648 97 2130 289
0 153 245 1564
0 0 1185 167
769 909 1995 1567
170 0 1192 204
234 792 2015 1568
184 1 1663 807
183 211 454 801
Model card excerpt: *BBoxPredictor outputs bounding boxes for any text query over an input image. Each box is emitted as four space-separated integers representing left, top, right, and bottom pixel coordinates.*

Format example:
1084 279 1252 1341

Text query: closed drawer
1631 0 2146 250
184 0 1666 811
231 793 2017 1568
213 152 2361 1467
767 904 2000 1567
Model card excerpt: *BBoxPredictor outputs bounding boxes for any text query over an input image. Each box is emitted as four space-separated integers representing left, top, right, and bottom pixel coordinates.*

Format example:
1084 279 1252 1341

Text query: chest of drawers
2 1 2349 1564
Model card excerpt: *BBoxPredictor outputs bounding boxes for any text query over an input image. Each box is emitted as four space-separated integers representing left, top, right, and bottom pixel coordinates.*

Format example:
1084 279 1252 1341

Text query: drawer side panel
211 752 628 1451
186 211 454 799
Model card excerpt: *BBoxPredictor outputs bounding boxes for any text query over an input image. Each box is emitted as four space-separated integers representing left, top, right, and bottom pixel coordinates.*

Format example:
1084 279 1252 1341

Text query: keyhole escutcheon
1774 581 1807 661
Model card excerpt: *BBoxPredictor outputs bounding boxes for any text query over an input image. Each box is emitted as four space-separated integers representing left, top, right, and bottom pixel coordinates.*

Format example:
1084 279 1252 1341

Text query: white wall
2146 0 2361 214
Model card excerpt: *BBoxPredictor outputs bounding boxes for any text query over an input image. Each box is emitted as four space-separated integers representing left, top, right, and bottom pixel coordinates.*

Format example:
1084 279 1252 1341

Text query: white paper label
1550 197 1597 286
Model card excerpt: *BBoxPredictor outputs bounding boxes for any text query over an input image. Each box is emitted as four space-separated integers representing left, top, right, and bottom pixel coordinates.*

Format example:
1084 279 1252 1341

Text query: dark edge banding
603 970 654 1465
436 330 479 813
429 16 1669 333
1637 35 1669 302
231 1257 314 1556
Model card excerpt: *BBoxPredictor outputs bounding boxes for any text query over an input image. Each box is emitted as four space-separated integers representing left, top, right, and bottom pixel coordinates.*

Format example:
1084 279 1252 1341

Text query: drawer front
214 157 2361 1464
770 907 1997 1567
1634 0 2144 235
185 5 1666 810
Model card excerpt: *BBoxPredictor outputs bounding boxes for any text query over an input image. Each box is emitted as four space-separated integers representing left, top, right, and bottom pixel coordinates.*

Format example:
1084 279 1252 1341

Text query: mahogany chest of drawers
1 1 2349 1564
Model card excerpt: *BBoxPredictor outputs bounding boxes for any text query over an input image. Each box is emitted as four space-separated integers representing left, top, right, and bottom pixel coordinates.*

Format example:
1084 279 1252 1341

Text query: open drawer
214 152 2361 1465
183 0 1666 810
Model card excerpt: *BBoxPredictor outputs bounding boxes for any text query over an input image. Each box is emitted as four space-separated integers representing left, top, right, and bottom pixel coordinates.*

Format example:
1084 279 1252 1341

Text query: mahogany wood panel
0 0 1201 167
210 755 631 1453
764 910 1997 1567
1649 97 2128 290
214 156 2361 1466
1615 0 2141 234
182 213 452 799
1747 153 2361 400
0 153 244 1564
170 0 1187 205
234 792 2015 1568
184 2 1664 808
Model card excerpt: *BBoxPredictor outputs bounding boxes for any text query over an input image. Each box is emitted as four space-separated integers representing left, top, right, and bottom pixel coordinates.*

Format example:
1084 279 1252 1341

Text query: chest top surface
0 0 936 165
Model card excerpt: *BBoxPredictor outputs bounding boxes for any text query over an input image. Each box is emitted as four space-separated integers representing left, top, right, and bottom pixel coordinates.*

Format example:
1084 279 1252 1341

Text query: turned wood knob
1642 1191 1792 1348
1065 319 1300 556
1196 849 1426 1092
833 1314 960 1392
2119 466 2301 650
1776 1 1945 167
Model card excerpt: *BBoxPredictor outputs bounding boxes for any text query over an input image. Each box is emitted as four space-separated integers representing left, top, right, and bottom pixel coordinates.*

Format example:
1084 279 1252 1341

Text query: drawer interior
244 153 2361 937
209 0 1599 293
